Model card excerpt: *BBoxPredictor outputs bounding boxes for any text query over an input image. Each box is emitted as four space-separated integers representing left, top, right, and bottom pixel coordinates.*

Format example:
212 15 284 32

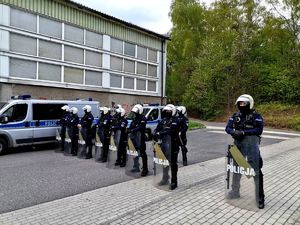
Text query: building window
137 46 147 60
124 59 135 73
110 56 123 71
85 70 102 86
111 38 123 54
64 24 84 44
10 58 36 79
39 17 62 38
10 33 37 56
85 51 102 67
64 67 83 84
39 63 61 82
110 74 122 88
10 8 37 33
124 42 135 57
39 40 61 60
124 77 134 89
64 45 84 64
137 79 146 90
86 30 102 49
137 62 147 75
148 81 156 92
148 65 157 77
148 49 157 62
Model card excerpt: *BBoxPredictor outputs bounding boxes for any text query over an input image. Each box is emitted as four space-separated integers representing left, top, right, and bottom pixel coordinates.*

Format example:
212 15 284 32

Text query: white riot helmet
119 108 126 117
177 106 187 115
83 105 92 113
61 105 69 111
131 104 143 115
99 106 109 115
163 104 176 117
235 94 254 109
115 104 122 109
70 107 78 114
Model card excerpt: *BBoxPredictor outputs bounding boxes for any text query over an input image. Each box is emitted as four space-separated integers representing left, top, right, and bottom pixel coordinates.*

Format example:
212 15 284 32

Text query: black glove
153 132 159 142
232 130 245 140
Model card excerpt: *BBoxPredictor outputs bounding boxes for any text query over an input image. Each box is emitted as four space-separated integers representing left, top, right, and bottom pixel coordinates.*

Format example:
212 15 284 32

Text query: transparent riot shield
106 130 120 168
54 127 63 153
125 136 142 177
63 127 72 156
153 136 171 191
94 129 103 162
225 144 260 211
77 128 87 159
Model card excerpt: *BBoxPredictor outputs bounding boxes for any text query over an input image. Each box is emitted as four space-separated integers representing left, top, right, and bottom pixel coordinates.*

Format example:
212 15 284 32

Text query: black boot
141 168 149 177
169 180 177 190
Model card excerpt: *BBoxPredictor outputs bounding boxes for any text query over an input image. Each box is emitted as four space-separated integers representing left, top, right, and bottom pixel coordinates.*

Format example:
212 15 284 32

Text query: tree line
166 0 300 119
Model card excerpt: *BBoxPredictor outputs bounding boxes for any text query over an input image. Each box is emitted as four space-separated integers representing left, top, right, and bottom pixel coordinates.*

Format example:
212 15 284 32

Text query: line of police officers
58 103 189 190
58 94 265 208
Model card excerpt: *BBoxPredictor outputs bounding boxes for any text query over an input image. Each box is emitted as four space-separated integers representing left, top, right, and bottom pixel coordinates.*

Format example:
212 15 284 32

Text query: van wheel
0 138 8 155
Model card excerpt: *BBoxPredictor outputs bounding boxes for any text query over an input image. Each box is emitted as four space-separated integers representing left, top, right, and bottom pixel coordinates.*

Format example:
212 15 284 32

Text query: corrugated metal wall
1 0 164 50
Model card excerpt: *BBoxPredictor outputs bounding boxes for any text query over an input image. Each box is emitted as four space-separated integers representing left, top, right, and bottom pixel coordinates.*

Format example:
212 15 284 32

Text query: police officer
153 104 180 190
69 107 79 156
128 104 149 177
97 106 112 162
58 105 70 152
177 106 189 166
112 108 128 167
78 105 94 159
225 94 265 209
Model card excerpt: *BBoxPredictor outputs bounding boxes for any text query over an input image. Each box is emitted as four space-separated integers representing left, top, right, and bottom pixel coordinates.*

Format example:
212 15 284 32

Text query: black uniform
58 111 69 151
80 111 94 159
68 113 79 156
178 114 189 166
111 115 128 167
128 114 148 176
97 113 112 162
154 116 180 189
225 109 265 209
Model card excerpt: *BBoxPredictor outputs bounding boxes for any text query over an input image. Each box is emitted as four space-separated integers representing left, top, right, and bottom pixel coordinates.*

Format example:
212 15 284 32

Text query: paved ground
0 136 299 224
1 124 296 214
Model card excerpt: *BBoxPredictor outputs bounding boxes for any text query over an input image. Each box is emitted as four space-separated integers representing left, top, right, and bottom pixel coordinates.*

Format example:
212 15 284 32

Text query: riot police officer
78 105 94 159
58 105 70 152
177 106 189 166
97 106 112 162
153 104 180 190
69 107 79 156
128 104 149 177
225 94 265 209
112 108 128 167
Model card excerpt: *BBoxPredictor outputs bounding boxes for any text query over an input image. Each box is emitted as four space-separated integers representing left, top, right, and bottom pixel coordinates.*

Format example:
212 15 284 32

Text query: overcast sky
73 0 214 34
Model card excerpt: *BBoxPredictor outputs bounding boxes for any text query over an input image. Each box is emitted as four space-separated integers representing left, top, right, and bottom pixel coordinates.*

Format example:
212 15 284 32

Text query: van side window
3 104 28 122
148 108 158 121
33 104 65 120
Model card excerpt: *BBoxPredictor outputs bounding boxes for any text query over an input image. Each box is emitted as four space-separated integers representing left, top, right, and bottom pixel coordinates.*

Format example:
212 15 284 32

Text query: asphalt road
0 125 298 214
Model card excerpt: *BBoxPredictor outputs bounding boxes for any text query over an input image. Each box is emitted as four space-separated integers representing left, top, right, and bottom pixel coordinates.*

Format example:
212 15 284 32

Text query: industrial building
0 0 168 109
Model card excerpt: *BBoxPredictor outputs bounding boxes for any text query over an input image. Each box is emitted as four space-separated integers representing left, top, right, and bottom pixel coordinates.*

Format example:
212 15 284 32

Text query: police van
0 95 99 155
127 104 165 141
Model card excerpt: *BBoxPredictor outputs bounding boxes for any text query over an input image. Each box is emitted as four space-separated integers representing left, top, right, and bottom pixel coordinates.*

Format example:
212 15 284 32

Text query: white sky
73 0 214 34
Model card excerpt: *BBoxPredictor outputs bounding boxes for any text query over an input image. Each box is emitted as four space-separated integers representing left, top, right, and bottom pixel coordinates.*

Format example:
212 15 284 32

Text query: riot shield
153 136 171 191
106 130 120 168
63 127 72 156
94 129 103 162
77 128 87 159
225 144 260 211
54 127 63 153
125 137 142 177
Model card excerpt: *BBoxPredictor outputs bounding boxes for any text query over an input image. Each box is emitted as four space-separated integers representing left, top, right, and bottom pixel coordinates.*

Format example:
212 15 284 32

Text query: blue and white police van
127 104 165 141
0 95 99 155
